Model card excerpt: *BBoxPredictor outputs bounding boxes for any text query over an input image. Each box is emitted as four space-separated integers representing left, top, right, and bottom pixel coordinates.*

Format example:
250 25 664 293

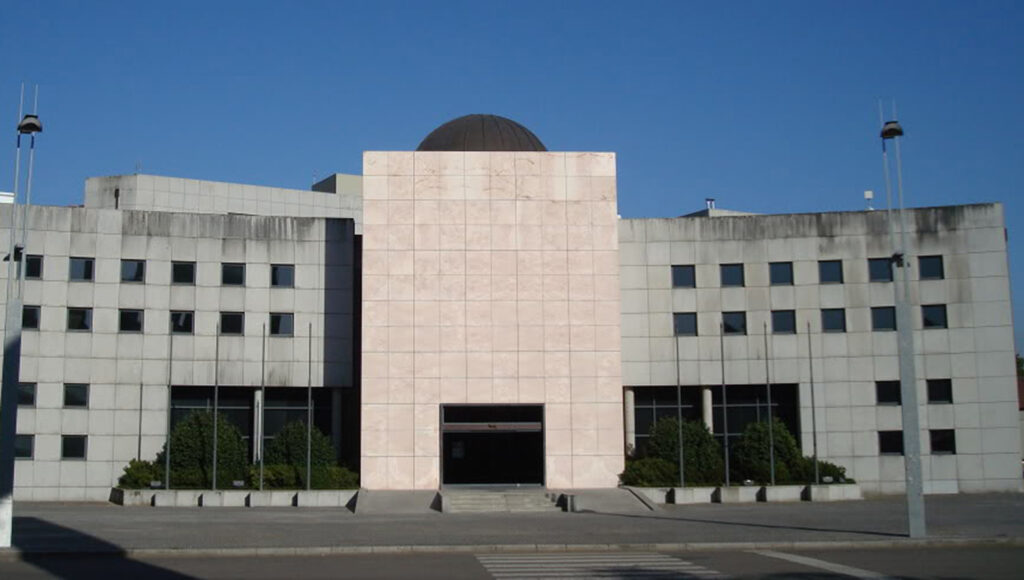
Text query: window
673 312 697 336
671 265 696 288
18 382 36 406
172 261 196 285
69 257 94 281
930 429 956 454
871 306 896 331
22 305 40 330
61 435 87 460
922 305 948 329
271 264 295 288
120 259 146 283
67 308 93 331
720 264 744 287
771 310 796 334
14 435 33 459
821 308 846 332
25 254 43 279
222 263 245 286
868 258 893 282
170 311 194 334
919 255 944 280
876 380 901 405
878 430 904 455
119 309 144 333
220 312 244 335
818 260 843 284
64 383 89 408
927 379 953 404
722 311 747 335
769 262 793 285
270 313 294 336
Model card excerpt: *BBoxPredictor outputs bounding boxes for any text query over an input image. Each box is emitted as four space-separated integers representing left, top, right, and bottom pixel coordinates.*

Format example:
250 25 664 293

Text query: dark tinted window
18 382 36 406
25 254 43 279
922 305 948 329
769 262 793 285
69 257 94 281
772 310 796 334
876 380 901 405
821 308 846 332
868 258 893 282
722 311 747 335
819 260 843 284
222 263 245 286
67 308 92 331
871 306 896 331
121 259 146 283
172 261 196 285
270 313 294 336
14 435 33 459
927 379 953 404
22 305 40 329
879 430 904 455
271 264 295 288
220 312 244 335
720 264 744 287
671 265 695 288
64 383 89 408
673 312 697 336
119 309 144 332
930 429 956 454
919 255 944 280
170 311 194 334
61 435 87 459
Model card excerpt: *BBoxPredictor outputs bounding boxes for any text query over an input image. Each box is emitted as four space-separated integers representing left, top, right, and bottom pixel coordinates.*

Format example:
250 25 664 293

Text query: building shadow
13 516 195 580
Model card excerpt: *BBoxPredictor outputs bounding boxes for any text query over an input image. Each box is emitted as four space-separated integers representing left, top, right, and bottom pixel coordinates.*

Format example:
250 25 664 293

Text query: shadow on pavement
574 510 905 539
14 516 195 579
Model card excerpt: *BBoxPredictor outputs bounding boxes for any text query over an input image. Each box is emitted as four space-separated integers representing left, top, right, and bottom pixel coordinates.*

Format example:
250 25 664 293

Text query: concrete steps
442 490 561 513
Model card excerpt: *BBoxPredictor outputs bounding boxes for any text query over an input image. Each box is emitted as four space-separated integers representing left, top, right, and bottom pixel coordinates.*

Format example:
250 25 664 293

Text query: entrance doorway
441 405 544 486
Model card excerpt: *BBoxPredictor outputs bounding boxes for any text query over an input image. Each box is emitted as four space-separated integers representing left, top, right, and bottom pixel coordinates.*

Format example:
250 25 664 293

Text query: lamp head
17 114 42 134
880 120 903 140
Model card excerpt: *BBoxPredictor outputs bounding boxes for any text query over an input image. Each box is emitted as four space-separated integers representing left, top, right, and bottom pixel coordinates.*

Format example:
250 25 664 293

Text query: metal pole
674 333 685 488
764 322 775 486
137 383 144 461
807 322 819 485
306 322 312 491
720 322 729 487
259 323 266 491
212 323 220 490
165 335 173 489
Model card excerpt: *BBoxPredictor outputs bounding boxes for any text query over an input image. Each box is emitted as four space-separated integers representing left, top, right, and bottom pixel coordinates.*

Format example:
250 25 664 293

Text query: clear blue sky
2 1 1022 349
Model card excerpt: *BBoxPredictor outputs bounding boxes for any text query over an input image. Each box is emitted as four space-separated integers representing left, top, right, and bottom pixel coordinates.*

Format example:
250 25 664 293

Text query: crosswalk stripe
476 552 727 579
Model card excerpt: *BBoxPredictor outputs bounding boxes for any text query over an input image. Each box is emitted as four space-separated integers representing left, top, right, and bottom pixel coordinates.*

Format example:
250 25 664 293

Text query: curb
2 536 1022 560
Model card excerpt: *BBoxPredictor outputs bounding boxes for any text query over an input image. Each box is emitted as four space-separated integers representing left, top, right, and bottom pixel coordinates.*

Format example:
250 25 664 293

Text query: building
2 114 1019 500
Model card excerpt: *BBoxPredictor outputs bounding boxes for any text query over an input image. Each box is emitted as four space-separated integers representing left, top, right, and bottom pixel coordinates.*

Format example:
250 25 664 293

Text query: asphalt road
3 545 1023 579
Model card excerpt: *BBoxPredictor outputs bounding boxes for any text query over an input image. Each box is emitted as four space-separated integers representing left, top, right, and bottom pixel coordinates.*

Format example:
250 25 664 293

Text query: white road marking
476 552 727 578
751 550 891 579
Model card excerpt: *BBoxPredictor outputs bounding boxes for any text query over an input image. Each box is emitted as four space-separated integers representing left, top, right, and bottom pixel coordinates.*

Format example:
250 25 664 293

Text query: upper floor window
769 262 793 285
22 305 40 330
220 312 244 335
876 380 901 405
930 429 956 454
170 311 194 334
879 430 904 455
121 259 146 283
61 435 87 460
172 261 196 285
18 382 36 406
222 263 245 286
69 257 94 281
673 312 697 336
720 264 744 287
671 265 695 288
271 264 295 288
771 310 796 334
119 309 144 333
722 311 747 335
821 308 846 332
63 383 89 408
25 254 43 279
270 313 295 336
868 258 893 282
14 435 33 459
927 379 953 404
922 304 948 329
67 308 93 332
818 260 843 284
871 306 896 331
919 255 944 280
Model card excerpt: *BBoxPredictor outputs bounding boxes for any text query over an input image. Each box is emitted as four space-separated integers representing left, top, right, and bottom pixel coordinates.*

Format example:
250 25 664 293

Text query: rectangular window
927 379 953 404
671 265 696 288
271 264 295 288
673 312 697 336
222 263 245 286
930 429 956 454
18 382 36 406
14 435 33 459
69 257 94 281
120 259 146 283
821 308 846 332
818 260 843 284
720 264 744 287
270 312 294 336
922 304 948 329
64 383 89 408
722 311 747 335
919 255 944 280
871 306 896 331
876 380 901 405
771 310 796 334
61 435 87 460
172 261 196 285
769 262 793 285
878 430 904 455
868 258 893 282
119 309 144 333
22 305 40 330
170 311 194 334
67 308 93 331
25 254 43 279
220 312 244 335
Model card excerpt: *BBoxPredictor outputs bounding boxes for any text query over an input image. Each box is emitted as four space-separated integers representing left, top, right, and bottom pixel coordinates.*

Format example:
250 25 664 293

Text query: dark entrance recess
441 405 544 486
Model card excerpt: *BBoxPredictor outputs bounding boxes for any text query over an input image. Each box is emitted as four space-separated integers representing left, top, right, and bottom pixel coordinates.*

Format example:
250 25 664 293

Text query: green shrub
155 410 250 489
252 464 360 489
313 465 359 489
643 418 724 486
620 457 678 487
118 459 164 489
262 421 342 488
729 417 802 484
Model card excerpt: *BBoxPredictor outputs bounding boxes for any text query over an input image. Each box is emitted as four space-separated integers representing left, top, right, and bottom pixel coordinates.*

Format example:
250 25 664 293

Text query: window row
22 256 295 287
879 429 956 455
672 304 948 335
13 434 87 460
875 379 954 405
671 255 945 288
22 307 296 336
17 382 91 408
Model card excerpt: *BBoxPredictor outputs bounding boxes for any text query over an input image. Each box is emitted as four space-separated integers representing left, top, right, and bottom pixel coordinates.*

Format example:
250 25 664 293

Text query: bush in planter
790 456 854 484
118 459 164 489
254 420 360 489
644 418 724 486
154 410 250 489
620 457 678 487
729 417 803 484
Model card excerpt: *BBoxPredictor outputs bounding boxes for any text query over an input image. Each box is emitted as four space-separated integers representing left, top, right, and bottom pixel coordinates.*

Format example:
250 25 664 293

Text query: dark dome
417 114 546 152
